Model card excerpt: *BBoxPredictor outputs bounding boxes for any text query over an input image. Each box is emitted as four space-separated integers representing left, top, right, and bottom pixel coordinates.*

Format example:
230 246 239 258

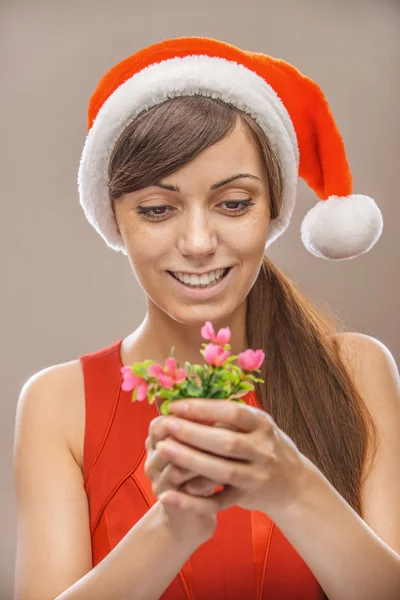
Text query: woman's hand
154 398 312 519
144 414 224 543
145 415 219 498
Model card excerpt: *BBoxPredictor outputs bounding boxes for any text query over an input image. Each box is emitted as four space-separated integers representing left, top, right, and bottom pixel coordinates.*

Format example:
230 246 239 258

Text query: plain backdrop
1 0 399 597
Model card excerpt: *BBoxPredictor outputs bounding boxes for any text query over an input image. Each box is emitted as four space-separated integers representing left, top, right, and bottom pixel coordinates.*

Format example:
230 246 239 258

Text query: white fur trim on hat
78 55 299 254
300 194 383 260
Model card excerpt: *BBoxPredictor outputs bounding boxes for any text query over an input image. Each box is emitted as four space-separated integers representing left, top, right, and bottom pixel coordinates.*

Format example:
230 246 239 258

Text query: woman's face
113 121 271 326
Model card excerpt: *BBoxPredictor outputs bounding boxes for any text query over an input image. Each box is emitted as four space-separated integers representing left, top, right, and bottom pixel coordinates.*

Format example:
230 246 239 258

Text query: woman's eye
136 199 255 221
136 205 174 221
219 199 255 214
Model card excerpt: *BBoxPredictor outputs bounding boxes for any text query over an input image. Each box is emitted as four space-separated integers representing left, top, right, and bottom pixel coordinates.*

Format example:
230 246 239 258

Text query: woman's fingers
146 414 224 499
162 418 255 461
152 463 195 497
159 484 240 514
147 416 175 450
144 434 172 478
180 476 220 497
145 437 218 498
156 438 249 487
169 399 261 433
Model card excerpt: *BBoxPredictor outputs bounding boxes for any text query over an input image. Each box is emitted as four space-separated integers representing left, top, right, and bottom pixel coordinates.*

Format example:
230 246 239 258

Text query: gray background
1 0 399 596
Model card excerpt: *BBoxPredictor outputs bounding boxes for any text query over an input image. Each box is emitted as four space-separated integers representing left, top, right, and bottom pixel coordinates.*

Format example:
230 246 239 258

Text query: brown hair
108 95 377 517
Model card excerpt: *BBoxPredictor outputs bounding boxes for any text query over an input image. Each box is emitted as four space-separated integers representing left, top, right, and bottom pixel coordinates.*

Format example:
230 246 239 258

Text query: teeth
172 268 227 287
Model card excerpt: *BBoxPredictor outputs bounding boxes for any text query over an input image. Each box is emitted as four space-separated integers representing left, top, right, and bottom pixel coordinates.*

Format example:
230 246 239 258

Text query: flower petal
136 382 149 401
254 349 265 370
203 343 220 365
158 373 175 388
201 321 216 342
165 357 177 374
175 368 187 383
121 366 134 375
148 363 163 377
121 372 140 392
216 327 231 345
238 349 253 371
214 350 230 367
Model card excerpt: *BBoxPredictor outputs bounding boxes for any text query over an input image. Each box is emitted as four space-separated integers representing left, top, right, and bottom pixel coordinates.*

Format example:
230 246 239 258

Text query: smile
168 267 231 288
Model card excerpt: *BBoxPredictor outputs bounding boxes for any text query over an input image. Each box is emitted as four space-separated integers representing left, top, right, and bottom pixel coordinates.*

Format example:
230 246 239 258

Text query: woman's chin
168 304 234 327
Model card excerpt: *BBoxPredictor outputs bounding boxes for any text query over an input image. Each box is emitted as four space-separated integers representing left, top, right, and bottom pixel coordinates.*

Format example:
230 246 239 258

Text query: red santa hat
78 36 383 260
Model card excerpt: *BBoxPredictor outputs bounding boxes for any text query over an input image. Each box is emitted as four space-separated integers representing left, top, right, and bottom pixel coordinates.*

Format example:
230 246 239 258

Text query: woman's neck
120 302 248 367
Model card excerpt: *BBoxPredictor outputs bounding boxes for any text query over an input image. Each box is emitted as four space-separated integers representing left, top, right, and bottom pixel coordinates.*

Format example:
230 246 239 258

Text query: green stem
203 365 215 397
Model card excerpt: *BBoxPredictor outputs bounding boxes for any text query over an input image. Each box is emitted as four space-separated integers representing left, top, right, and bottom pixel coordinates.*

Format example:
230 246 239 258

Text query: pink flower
203 343 231 367
121 366 139 391
135 382 150 401
201 321 231 345
238 349 265 371
147 357 187 389
121 366 149 401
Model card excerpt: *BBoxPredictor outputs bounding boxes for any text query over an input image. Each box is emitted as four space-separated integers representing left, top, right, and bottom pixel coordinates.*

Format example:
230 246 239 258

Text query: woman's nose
177 214 218 257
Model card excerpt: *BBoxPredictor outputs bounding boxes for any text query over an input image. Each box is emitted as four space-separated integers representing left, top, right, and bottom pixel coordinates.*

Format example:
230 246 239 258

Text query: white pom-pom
300 194 383 260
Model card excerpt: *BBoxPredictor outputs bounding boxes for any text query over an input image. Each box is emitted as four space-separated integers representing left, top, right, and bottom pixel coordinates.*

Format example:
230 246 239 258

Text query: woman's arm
272 334 400 600
155 333 400 599
56 502 201 600
274 456 400 600
14 364 204 600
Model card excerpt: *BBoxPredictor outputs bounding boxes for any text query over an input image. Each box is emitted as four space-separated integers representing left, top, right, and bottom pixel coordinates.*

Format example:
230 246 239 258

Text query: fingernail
170 402 188 415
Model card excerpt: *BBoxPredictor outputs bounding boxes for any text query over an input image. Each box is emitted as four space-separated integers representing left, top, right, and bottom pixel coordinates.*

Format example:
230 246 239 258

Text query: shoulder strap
79 340 123 485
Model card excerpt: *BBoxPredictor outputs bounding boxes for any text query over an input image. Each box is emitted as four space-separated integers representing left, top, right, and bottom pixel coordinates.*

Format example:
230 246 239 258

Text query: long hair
108 95 377 517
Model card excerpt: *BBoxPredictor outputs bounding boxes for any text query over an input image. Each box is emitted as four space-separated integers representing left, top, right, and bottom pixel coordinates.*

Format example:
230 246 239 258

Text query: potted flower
121 321 265 415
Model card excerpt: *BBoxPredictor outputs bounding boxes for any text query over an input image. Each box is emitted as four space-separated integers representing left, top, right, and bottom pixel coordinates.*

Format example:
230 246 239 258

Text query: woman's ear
111 200 121 234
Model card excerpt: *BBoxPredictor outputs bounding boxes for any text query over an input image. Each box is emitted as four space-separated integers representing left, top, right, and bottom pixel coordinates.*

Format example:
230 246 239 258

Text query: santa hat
78 36 383 260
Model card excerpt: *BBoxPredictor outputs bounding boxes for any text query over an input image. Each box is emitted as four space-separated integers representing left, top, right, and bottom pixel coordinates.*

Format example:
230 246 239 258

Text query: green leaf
184 362 192 375
224 355 238 363
158 388 174 400
243 375 264 384
230 389 250 399
209 389 227 399
147 388 155 403
132 364 150 378
238 382 254 391
219 370 234 382
186 382 203 397
193 364 204 378
160 400 172 415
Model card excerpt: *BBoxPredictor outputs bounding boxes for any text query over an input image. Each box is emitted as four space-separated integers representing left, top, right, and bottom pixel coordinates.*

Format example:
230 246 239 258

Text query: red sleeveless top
80 340 325 600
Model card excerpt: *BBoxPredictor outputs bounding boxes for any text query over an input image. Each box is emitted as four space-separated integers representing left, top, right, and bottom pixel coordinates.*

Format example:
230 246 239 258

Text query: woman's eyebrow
153 173 261 193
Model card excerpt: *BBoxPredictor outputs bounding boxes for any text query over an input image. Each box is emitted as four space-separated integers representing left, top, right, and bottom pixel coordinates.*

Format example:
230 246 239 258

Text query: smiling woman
14 36 400 600
110 102 274 322
107 92 375 517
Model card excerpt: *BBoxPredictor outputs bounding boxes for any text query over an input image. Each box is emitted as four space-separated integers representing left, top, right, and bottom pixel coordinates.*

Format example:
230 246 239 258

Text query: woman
14 37 400 600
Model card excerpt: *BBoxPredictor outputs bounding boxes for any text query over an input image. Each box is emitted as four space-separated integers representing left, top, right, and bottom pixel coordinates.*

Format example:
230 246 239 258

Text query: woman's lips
166 266 233 300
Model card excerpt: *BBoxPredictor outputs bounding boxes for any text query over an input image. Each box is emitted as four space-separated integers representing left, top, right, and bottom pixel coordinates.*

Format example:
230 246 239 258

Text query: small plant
121 321 265 415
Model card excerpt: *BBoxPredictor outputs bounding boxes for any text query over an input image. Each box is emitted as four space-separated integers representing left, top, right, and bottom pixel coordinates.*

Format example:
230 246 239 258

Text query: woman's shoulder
334 332 398 382
16 337 123 469
16 359 86 469
334 332 399 427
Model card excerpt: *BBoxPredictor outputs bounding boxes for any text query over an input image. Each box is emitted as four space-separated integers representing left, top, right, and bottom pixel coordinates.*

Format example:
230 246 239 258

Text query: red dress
80 340 325 600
